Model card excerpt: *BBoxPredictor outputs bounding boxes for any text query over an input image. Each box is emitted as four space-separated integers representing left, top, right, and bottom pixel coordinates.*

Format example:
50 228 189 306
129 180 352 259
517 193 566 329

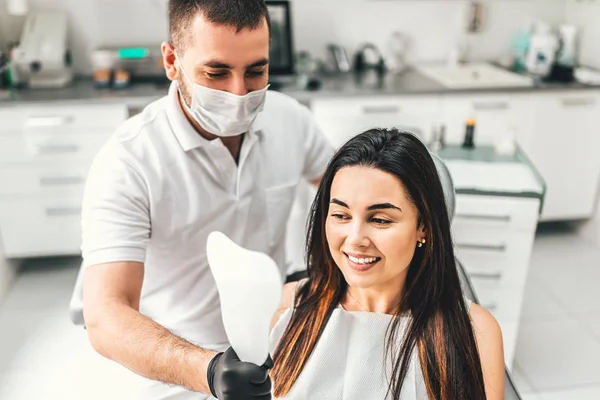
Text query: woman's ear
417 224 426 242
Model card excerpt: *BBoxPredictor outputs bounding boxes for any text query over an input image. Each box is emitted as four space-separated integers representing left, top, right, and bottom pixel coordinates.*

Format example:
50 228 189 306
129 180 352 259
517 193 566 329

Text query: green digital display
117 48 150 59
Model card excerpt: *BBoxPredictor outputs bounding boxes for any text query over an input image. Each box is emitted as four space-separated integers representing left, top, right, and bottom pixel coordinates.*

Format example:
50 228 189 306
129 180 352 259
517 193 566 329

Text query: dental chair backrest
68 149 456 327
69 261 85 326
430 151 456 223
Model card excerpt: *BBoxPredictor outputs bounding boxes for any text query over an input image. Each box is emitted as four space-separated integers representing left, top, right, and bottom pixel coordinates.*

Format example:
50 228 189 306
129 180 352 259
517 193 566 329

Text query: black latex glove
207 347 274 399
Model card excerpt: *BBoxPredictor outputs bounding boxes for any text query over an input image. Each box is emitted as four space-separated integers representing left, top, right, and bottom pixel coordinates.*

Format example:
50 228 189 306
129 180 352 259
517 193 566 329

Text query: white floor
511 223 600 400
0 224 599 399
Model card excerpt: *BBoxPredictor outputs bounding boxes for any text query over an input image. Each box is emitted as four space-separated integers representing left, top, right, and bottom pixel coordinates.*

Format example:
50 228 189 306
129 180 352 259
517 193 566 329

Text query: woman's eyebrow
368 203 402 212
330 199 402 212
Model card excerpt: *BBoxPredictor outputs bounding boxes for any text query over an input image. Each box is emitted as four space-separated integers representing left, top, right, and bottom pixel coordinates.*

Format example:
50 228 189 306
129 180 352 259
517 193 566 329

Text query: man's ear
161 41 178 81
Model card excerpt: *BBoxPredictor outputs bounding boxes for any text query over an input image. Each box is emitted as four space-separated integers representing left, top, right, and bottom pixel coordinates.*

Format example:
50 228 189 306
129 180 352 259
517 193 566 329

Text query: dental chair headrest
430 151 456 223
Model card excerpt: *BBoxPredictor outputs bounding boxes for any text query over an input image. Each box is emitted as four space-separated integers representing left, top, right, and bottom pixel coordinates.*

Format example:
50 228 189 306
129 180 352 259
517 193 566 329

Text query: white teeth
348 255 378 264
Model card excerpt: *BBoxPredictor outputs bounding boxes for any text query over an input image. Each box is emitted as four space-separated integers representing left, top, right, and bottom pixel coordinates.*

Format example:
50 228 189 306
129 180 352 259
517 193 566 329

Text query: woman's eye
371 218 392 225
331 213 348 220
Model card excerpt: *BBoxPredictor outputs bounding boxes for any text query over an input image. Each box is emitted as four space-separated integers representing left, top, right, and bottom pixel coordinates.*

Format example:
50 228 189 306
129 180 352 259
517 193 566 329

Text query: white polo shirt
80 82 334 399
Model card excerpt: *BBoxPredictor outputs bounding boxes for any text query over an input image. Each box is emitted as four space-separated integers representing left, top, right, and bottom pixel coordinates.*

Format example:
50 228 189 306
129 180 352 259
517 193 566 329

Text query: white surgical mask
177 57 269 137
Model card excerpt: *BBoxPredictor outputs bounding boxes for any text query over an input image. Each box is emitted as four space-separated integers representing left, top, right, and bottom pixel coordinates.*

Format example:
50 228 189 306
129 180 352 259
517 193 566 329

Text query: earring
417 239 426 248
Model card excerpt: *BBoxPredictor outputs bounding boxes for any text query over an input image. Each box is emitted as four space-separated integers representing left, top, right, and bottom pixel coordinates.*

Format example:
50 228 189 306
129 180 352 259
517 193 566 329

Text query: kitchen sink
415 62 534 89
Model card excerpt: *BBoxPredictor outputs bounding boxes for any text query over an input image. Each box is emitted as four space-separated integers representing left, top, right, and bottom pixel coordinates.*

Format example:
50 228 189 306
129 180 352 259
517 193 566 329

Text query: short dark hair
169 0 271 50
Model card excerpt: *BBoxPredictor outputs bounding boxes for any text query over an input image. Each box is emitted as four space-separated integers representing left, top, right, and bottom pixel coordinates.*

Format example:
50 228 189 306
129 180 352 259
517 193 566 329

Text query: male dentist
80 0 334 398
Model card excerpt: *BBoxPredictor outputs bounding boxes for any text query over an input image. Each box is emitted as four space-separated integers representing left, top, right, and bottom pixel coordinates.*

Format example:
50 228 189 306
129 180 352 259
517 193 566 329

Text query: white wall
565 1 600 244
565 0 600 69
0 0 566 74
293 0 567 64
0 0 170 74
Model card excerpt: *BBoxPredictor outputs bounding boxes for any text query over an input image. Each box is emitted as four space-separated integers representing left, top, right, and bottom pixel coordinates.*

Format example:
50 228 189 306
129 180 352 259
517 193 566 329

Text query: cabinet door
441 93 534 145
519 92 600 221
311 96 442 148
0 197 83 257
0 162 90 198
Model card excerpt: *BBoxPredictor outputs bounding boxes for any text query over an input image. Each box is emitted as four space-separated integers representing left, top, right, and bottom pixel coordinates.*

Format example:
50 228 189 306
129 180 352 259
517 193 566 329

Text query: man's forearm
86 302 216 394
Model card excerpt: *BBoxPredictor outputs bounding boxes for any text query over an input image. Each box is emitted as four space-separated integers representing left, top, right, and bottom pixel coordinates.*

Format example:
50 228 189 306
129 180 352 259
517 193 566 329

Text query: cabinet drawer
455 230 534 284
0 104 127 133
0 198 82 257
454 194 540 232
0 163 90 197
470 277 524 323
469 278 521 368
453 220 529 249
0 131 111 165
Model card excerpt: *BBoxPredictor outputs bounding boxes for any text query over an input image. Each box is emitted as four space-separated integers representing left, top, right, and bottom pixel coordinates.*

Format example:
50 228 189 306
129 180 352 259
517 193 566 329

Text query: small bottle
462 118 476 149
113 69 130 89
429 124 447 152
495 127 517 156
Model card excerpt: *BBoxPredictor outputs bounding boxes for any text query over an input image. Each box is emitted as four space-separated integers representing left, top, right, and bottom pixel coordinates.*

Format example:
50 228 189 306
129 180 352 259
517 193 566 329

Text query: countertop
1 67 600 108
435 144 546 204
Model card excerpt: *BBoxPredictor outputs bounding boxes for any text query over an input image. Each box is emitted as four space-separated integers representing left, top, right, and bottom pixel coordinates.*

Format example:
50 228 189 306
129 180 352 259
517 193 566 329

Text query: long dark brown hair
272 128 487 399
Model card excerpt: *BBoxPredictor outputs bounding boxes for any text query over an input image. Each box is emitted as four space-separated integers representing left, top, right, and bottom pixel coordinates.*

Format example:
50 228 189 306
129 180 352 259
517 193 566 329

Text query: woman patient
269 128 504 399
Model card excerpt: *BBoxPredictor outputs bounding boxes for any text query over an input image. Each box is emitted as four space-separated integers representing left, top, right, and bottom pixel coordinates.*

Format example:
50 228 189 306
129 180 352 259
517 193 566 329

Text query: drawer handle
455 214 511 222
456 243 506 252
473 101 509 111
561 98 596 107
36 144 80 154
40 176 85 186
362 105 400 114
25 116 74 127
469 271 502 280
45 207 81 217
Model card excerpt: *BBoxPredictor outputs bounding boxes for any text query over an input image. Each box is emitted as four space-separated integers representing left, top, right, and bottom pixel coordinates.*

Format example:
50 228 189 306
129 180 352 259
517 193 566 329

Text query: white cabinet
452 194 541 370
518 91 600 221
0 103 128 258
311 95 443 148
440 93 534 145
